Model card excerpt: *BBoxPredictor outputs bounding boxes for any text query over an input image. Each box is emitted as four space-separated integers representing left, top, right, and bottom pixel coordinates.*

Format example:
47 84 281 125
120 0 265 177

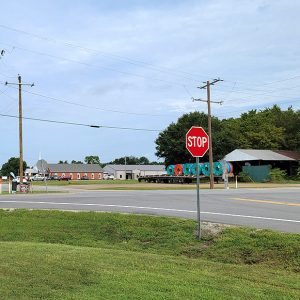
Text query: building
103 164 166 180
223 149 299 181
34 159 104 180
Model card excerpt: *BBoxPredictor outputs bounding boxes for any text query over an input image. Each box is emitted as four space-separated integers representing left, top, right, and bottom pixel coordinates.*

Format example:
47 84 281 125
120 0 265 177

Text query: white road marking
1 199 300 224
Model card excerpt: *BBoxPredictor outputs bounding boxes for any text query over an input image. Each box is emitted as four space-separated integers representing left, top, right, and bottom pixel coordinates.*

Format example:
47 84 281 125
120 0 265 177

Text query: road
0 187 299 233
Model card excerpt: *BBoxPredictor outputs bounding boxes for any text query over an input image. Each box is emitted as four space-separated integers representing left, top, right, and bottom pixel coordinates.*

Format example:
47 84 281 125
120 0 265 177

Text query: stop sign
186 126 209 157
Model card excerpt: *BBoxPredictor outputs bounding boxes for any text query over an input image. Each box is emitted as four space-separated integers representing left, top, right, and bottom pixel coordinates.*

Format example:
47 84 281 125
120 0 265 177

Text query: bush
238 171 252 182
268 168 287 182
296 166 300 180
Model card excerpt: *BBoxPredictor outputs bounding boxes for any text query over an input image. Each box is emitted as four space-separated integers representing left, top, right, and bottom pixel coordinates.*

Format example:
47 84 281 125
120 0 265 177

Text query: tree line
155 105 300 165
0 155 161 177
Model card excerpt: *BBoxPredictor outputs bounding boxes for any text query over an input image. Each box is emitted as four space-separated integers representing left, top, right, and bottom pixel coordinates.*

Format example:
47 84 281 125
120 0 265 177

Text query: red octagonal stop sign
186 126 209 157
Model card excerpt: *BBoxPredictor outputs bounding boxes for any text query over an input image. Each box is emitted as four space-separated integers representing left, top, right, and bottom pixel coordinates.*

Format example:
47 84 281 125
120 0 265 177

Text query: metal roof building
103 164 166 180
223 149 299 178
224 149 297 162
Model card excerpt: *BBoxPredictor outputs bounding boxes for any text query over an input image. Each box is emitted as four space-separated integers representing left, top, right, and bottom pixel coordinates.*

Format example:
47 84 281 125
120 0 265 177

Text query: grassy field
32 179 140 186
0 210 299 299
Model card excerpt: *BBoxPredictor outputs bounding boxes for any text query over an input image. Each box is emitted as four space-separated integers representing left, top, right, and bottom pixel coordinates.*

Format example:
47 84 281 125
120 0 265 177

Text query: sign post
186 126 209 240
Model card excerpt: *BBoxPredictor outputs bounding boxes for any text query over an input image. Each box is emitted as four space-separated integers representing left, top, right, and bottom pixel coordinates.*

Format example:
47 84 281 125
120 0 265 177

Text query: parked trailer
138 175 227 184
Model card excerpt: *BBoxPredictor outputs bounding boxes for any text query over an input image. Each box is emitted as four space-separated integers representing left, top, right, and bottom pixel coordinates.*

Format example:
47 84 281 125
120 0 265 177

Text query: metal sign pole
196 157 201 240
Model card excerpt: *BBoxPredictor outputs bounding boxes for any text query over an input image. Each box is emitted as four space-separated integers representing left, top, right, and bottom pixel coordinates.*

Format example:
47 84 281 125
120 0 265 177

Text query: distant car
31 175 45 181
81 175 89 180
49 175 60 180
103 174 115 180
59 176 72 181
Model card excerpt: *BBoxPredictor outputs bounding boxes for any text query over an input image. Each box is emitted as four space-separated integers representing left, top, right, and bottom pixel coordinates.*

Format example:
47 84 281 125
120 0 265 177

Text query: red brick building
36 159 104 180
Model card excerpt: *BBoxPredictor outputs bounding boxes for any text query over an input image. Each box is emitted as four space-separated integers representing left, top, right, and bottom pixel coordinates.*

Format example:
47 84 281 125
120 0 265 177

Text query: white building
103 164 166 180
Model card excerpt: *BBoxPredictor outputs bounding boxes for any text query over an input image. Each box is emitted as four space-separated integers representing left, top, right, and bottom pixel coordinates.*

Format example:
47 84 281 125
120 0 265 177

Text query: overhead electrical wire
0 24 207 82
215 98 300 119
1 25 300 120
3 85 171 117
224 75 300 89
2 24 300 97
0 112 161 132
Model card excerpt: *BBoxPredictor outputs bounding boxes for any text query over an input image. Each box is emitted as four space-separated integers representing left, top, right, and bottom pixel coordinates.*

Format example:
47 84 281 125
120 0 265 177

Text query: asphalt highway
0 187 299 233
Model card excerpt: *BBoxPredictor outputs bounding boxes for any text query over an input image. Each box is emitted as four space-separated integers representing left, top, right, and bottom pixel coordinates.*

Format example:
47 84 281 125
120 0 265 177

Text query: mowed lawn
0 210 299 299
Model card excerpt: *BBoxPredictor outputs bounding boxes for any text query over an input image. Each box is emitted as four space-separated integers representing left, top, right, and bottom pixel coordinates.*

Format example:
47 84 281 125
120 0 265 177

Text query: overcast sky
0 0 300 166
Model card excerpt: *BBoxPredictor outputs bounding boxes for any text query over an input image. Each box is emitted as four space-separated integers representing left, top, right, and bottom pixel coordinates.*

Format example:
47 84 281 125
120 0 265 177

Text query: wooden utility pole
193 78 223 189
5 75 34 184
206 81 214 189
18 75 23 183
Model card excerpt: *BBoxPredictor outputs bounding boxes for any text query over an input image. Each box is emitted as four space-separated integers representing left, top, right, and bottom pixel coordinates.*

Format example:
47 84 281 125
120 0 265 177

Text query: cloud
0 0 300 165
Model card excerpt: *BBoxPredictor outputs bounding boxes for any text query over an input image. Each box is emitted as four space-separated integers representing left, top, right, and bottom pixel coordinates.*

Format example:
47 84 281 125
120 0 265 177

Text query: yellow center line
231 198 300 207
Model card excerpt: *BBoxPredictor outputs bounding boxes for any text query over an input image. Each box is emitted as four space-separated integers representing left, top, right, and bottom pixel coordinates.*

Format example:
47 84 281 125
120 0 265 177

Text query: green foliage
58 160 68 164
0 210 299 270
110 155 149 165
155 106 300 165
109 156 162 165
84 155 101 164
269 168 287 182
268 168 287 182
155 112 225 165
0 157 27 177
238 171 252 182
0 210 299 299
297 166 300 179
71 160 83 164
2 242 299 300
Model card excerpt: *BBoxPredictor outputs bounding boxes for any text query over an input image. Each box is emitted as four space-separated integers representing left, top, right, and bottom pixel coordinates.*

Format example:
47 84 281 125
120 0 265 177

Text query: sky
0 0 300 167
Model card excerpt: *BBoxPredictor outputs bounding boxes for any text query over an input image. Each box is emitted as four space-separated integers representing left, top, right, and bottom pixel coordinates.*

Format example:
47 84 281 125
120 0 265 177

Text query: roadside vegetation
155 106 300 165
0 210 299 299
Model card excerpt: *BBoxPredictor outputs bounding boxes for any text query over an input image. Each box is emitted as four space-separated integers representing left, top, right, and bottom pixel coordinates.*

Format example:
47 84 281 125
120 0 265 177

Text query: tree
110 156 151 165
1 157 27 177
155 112 226 165
155 107 300 165
84 155 101 164
138 156 150 165
71 160 83 164
58 160 68 164
237 109 285 149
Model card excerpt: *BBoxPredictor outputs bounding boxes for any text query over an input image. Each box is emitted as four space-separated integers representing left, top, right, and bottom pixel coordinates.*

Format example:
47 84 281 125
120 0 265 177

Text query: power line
0 24 207 82
215 98 300 119
0 112 161 132
3 24 300 94
0 42 201 91
224 75 300 89
220 82 300 98
3 85 171 117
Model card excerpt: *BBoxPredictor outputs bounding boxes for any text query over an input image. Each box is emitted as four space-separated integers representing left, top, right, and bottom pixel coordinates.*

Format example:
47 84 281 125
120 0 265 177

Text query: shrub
296 165 300 180
238 171 252 182
268 168 287 182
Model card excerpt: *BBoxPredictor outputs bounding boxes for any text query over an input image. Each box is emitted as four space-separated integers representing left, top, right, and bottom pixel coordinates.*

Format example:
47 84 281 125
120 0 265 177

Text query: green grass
0 210 299 299
32 179 139 186
1 241 299 300
99 186 196 190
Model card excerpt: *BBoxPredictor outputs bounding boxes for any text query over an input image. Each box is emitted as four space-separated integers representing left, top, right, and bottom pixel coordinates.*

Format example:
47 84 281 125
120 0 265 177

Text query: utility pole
5 75 34 184
193 78 223 189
